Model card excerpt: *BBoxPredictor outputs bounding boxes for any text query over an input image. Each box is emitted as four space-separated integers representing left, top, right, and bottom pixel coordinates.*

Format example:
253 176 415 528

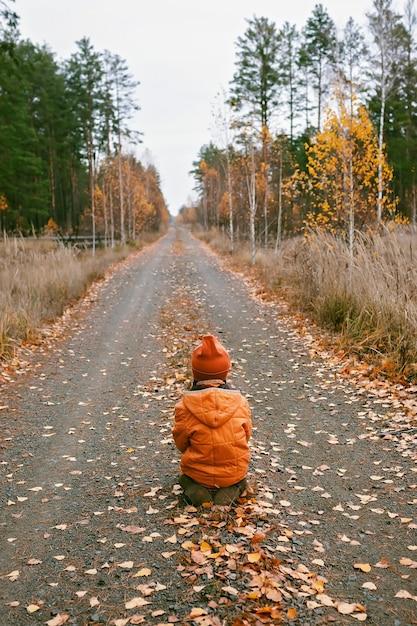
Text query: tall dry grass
197 227 417 379
0 236 142 359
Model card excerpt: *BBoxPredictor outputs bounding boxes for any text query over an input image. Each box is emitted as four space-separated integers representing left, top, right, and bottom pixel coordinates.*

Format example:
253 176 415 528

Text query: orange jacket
173 386 252 488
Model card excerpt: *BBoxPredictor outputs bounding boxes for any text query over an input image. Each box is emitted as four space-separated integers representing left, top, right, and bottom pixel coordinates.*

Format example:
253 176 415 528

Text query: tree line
0 0 169 241
181 0 417 260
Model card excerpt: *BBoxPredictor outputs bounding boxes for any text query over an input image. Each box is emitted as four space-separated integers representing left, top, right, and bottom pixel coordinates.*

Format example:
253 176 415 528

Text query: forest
181 0 417 254
0 0 169 239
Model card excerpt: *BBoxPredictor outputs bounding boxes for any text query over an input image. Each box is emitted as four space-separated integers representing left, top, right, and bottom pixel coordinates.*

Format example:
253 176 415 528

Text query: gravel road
0 227 415 626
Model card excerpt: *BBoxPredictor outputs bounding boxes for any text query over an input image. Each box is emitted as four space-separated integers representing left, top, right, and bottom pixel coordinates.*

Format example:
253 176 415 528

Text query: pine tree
0 0 18 46
398 0 417 220
229 16 280 130
230 16 281 246
278 22 301 144
105 52 140 244
302 4 337 130
0 41 52 229
66 38 105 252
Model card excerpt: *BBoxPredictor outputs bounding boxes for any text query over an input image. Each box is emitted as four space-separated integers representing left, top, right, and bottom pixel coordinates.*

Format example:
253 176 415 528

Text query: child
173 334 252 506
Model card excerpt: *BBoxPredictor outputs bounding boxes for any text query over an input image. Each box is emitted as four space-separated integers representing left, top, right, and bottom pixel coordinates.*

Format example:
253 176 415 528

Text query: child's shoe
213 479 247 505
179 475 213 506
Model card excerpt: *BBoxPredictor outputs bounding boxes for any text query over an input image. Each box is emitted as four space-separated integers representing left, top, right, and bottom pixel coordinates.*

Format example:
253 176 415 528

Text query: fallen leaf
287 608 298 620
191 550 206 564
316 594 334 607
125 597 151 609
46 615 70 626
337 602 357 615
134 567 152 577
119 525 145 534
222 585 239 596
400 557 417 568
362 582 377 590
161 551 176 559
354 563 372 573
189 608 207 618
352 613 368 621
395 589 413 599
26 604 41 614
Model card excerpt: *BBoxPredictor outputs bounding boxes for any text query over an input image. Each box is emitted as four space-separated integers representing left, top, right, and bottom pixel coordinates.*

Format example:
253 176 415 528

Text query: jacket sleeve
172 400 190 453
242 398 252 442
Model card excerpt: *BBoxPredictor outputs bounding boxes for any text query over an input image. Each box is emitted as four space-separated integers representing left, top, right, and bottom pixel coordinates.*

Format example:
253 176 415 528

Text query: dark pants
179 474 247 506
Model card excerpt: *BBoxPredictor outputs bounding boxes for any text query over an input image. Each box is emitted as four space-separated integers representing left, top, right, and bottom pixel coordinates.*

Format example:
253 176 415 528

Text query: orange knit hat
191 335 231 381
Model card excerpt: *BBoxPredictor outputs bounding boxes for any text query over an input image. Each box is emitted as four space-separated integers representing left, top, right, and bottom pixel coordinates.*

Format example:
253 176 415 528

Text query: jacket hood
182 388 243 428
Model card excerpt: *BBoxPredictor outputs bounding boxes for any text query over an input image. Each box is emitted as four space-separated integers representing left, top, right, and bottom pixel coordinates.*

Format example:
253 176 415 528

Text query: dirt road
0 227 415 626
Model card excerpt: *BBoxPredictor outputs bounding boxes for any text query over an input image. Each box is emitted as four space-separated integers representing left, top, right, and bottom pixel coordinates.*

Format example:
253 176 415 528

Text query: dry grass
0 232 161 359
197 227 417 381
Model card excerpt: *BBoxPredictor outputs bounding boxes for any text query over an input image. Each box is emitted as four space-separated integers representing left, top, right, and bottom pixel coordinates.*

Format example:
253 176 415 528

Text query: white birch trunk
109 184 115 248
226 151 234 253
118 147 125 244
103 181 108 248
377 89 385 224
88 138 96 255
246 143 257 265
275 151 283 253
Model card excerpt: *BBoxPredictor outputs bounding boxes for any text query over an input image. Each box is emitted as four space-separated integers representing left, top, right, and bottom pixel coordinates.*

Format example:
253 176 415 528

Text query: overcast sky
16 0 393 214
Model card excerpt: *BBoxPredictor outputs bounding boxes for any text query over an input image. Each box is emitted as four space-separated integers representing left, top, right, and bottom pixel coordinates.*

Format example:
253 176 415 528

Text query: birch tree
367 0 403 223
245 138 257 264
303 96 395 235
338 18 368 115
211 91 237 251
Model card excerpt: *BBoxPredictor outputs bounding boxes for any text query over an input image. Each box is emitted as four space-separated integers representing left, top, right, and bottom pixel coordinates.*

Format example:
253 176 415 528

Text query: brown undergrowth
0 231 165 385
156 273 367 624
0 231 164 362
195 227 417 384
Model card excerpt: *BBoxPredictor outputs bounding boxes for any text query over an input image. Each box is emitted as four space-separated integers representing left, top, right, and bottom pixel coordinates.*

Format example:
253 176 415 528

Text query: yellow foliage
300 92 397 233
45 217 59 233
218 191 230 219
0 194 8 211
